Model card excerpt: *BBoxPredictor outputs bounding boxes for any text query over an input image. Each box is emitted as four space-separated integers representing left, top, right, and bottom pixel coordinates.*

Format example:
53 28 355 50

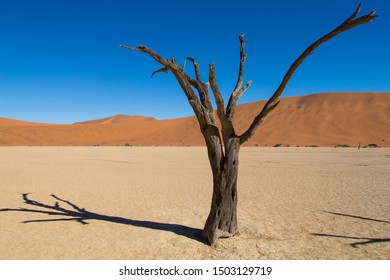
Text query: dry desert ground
0 147 389 259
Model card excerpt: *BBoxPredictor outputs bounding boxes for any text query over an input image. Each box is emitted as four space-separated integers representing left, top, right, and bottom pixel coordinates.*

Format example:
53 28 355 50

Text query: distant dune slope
1 92 389 147
74 114 156 125
0 117 49 127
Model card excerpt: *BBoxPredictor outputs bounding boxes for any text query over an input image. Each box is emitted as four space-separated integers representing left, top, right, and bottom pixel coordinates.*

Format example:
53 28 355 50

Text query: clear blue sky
1 0 389 124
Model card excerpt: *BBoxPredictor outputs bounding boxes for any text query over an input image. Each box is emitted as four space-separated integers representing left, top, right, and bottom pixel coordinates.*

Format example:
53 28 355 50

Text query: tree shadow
311 211 390 248
322 211 390 224
311 233 390 248
0 193 206 245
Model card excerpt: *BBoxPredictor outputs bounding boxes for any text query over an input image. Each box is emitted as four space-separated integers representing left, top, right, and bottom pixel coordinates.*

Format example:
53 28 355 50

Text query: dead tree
121 4 376 245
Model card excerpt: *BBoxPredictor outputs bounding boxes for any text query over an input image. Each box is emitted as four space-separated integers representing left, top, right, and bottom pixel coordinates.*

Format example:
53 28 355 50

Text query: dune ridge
0 117 50 127
74 114 156 125
0 92 389 147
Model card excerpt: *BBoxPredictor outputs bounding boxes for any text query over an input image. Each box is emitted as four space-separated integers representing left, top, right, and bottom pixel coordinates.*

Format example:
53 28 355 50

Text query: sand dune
74 114 156 125
0 117 49 127
0 92 389 147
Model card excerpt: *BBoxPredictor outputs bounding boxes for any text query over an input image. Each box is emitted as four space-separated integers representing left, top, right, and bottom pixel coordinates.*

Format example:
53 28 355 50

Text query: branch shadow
311 211 390 248
0 193 206 245
311 233 390 248
322 211 390 224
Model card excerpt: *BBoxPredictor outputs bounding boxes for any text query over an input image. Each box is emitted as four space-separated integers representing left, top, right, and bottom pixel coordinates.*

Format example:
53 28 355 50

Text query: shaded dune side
0 92 389 147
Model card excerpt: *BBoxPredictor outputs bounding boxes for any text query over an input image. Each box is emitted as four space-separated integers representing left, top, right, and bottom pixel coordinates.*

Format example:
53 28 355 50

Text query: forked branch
233 34 247 94
239 3 377 144
226 34 251 121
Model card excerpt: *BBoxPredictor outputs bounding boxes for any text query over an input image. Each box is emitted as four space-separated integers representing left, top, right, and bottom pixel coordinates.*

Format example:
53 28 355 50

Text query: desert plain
0 146 389 259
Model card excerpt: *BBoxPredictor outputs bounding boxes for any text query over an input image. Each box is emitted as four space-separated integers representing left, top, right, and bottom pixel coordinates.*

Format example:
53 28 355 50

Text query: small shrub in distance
335 144 350 148
363 143 380 148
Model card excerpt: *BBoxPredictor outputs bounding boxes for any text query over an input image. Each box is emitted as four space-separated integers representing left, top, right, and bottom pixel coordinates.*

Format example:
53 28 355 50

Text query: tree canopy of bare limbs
121 4 377 245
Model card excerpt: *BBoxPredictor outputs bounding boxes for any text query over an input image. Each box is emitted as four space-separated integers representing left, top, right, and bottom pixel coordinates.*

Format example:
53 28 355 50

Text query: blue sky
0 0 389 124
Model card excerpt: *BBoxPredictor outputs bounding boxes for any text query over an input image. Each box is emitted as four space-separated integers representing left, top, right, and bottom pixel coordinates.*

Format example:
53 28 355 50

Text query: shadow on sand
0 193 206 245
311 211 390 248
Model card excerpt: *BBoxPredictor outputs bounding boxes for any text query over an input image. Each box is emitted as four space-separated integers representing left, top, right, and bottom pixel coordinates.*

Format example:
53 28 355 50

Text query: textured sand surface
1 92 389 147
1 147 389 259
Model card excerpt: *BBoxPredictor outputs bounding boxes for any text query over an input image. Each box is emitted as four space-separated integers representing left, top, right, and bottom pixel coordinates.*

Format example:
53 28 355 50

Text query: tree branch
209 63 225 116
232 34 247 94
151 66 169 78
120 45 168 66
226 34 249 121
187 57 202 83
182 58 214 114
209 63 234 135
239 3 377 144
120 44 206 126
181 59 187 71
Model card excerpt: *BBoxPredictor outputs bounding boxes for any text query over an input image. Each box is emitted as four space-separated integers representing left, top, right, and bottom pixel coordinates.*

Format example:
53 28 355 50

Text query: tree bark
202 130 240 246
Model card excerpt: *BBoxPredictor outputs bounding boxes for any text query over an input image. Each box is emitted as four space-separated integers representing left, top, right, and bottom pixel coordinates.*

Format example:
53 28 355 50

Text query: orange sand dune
0 117 50 127
74 114 156 125
0 92 389 147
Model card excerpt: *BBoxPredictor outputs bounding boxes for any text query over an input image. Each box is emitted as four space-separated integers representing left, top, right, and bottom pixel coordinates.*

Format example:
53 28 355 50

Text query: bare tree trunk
202 131 240 245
